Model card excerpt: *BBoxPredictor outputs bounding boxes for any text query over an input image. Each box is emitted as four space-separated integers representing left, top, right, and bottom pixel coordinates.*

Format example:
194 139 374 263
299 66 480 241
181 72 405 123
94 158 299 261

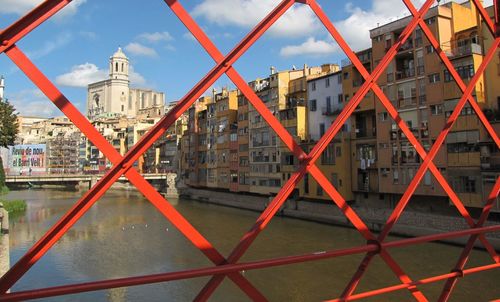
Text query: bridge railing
0 0 499 301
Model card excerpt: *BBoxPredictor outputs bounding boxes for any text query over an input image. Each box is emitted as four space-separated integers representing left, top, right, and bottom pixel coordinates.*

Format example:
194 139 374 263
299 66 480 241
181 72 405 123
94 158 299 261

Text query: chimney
303 64 308 76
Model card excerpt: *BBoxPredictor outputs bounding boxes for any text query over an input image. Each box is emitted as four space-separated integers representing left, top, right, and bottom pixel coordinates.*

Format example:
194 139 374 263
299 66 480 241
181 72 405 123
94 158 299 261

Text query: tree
0 100 19 188
0 100 19 148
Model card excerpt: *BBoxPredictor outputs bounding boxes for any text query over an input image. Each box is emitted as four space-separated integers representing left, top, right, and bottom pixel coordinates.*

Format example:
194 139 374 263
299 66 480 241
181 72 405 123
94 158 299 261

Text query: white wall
307 72 349 141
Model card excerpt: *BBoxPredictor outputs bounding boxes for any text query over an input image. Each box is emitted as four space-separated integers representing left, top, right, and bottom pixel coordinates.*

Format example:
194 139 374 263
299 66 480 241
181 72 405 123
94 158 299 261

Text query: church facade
87 48 165 120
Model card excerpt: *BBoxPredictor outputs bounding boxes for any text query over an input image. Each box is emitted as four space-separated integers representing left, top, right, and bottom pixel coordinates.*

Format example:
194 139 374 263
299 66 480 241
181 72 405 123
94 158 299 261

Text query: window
121 104 124 112
338 94 343 103
385 34 392 49
311 82 316 91
316 184 323 196
428 73 440 84
325 78 330 88
424 171 432 186
343 72 349 80
304 173 309 194
310 99 317 111
336 146 342 157
430 104 443 115
321 143 335 165
319 123 325 137
393 169 399 184
444 70 452 82
337 74 342 84
426 45 434 54
425 17 436 25
379 112 388 121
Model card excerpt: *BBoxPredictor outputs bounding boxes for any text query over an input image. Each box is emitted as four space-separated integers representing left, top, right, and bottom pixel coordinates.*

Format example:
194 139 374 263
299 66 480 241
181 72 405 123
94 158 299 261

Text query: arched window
470 32 479 44
121 63 124 72
115 62 118 72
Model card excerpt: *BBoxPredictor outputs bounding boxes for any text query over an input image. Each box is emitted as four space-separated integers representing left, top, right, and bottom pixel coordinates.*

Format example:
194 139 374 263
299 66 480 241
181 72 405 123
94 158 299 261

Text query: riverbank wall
0 204 9 279
181 187 500 250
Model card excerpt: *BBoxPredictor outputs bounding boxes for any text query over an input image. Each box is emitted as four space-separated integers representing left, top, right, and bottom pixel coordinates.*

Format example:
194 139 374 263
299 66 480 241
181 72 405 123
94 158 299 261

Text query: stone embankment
0 203 10 278
182 188 500 250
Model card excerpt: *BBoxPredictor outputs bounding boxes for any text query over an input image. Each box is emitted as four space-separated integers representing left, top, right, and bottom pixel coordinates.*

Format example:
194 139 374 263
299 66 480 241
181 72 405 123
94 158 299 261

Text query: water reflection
5 189 500 301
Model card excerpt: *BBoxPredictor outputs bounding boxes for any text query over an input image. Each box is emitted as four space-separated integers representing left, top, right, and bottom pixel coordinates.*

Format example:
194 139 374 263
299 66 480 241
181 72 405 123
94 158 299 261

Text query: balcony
418 95 426 105
353 79 363 87
395 68 415 81
355 128 376 139
398 39 414 52
446 43 482 58
322 107 341 116
398 97 417 108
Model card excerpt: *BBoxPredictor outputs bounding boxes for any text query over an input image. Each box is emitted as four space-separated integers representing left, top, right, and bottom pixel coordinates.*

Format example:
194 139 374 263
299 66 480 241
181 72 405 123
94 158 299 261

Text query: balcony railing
398 39 414 52
322 107 341 116
446 43 482 58
398 97 417 108
395 68 415 80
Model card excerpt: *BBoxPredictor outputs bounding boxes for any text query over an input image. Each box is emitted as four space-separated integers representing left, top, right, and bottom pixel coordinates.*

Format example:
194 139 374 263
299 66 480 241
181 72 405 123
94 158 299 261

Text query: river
4 188 500 301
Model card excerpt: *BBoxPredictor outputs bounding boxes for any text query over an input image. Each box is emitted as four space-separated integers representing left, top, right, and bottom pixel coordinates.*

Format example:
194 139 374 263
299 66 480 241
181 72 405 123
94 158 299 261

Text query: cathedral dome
112 47 127 59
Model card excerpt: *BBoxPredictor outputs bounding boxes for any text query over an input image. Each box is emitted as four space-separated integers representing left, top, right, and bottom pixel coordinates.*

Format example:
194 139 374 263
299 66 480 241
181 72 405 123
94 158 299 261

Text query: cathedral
86 48 165 120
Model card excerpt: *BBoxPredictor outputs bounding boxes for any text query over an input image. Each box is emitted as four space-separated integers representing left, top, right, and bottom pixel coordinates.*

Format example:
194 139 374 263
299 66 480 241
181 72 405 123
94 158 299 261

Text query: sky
0 0 494 118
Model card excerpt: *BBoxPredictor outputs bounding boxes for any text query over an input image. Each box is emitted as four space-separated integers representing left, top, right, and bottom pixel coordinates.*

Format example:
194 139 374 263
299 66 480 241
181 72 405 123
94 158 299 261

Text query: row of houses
179 1 500 212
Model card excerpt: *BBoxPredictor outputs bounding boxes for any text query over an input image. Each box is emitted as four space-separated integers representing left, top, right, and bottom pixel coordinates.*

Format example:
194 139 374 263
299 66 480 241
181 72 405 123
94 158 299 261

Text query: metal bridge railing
0 0 499 301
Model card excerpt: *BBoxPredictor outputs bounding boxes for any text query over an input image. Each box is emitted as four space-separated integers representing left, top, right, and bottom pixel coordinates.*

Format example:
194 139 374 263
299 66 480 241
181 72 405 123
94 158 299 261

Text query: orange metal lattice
0 0 499 301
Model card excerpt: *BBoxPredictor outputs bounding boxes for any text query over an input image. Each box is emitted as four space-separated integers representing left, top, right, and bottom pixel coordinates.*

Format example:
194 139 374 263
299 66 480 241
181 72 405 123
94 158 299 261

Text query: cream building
87 48 165 120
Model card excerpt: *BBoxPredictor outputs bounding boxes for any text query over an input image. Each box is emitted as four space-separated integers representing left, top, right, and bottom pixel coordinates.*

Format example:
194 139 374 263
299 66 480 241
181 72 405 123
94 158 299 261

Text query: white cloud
0 0 86 19
183 32 197 41
280 37 338 57
0 0 40 15
53 0 87 21
129 66 146 86
8 89 60 118
124 42 158 57
334 0 426 51
56 63 146 88
55 63 107 88
26 32 73 59
138 32 173 43
79 31 97 40
192 0 320 38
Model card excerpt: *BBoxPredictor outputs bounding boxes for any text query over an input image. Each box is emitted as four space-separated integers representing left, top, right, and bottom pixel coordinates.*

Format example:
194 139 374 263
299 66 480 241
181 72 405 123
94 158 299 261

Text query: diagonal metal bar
327 263 500 302
341 34 500 301
313 0 500 297
0 0 297 297
315 0 500 284
471 0 497 36
0 45 265 300
2 224 499 302
438 177 500 302
312 0 496 257
308 0 439 299
174 0 433 299
0 0 72 54
0 0 497 300
404 0 499 149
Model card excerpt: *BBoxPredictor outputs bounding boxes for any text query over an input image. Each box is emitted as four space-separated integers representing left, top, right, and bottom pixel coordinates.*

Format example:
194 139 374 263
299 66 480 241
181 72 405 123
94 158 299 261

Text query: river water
4 189 500 301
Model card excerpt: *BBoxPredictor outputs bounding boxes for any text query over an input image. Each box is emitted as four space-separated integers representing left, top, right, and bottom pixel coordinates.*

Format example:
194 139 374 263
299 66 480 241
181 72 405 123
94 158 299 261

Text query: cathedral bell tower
109 47 129 82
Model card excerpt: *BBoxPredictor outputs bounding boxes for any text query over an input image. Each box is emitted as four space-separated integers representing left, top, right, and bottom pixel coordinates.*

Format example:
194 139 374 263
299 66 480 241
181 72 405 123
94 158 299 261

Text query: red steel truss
0 0 499 301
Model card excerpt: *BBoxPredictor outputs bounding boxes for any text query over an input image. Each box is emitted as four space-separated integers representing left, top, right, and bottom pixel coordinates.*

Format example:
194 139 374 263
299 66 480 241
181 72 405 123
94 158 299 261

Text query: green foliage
0 186 8 195
1 200 26 213
0 99 19 148
0 156 5 189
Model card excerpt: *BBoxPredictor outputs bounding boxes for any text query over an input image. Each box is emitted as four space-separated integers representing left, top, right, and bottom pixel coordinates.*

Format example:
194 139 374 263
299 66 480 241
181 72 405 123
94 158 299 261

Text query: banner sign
8 144 46 175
